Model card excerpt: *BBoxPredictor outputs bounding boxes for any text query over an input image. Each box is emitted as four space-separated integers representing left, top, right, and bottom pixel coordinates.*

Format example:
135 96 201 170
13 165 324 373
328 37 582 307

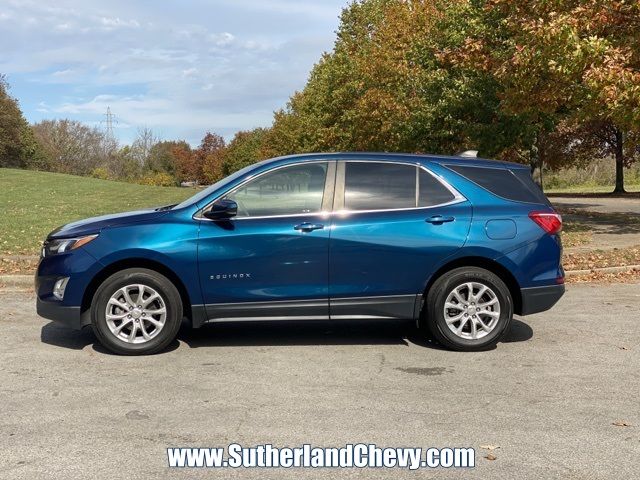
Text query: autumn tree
460 0 640 192
146 140 190 176
31 119 109 175
172 143 196 183
265 0 524 159
222 128 269 175
0 75 43 169
198 132 226 183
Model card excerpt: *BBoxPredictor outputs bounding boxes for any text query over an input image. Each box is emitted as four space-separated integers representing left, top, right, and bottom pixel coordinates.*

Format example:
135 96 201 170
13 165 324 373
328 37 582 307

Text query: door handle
425 215 455 224
294 223 324 232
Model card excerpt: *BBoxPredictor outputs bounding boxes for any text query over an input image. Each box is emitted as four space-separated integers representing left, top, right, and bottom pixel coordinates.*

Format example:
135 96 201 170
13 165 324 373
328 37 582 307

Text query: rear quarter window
446 165 549 204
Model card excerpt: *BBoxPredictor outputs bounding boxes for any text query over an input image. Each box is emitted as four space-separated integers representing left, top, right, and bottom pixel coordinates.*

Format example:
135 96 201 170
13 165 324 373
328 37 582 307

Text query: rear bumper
36 298 84 330
520 284 565 316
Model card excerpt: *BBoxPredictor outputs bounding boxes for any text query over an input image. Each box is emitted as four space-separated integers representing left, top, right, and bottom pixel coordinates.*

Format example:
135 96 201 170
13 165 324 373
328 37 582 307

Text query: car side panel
329 202 473 301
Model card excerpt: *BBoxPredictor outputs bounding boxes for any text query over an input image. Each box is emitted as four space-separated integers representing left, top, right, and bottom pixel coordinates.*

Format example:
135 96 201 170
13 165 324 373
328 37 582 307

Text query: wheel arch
81 258 194 323
422 256 523 316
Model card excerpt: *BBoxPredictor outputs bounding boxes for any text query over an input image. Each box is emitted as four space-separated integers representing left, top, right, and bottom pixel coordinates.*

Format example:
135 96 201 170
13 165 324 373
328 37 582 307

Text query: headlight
42 234 98 257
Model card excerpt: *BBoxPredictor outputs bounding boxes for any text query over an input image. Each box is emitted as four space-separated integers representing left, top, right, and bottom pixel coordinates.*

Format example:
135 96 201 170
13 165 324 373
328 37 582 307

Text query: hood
48 208 170 239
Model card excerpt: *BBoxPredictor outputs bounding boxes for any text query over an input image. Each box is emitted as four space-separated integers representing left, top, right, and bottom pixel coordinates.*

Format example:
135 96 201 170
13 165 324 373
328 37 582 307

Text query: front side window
224 162 328 217
344 162 456 211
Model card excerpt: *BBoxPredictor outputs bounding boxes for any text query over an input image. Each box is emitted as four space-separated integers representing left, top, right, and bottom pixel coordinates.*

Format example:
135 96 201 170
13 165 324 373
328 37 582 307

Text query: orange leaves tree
458 0 640 191
265 0 523 157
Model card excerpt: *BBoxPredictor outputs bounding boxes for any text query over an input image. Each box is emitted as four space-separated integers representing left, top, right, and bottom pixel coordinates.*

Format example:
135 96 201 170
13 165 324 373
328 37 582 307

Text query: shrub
90 167 111 180
138 171 177 187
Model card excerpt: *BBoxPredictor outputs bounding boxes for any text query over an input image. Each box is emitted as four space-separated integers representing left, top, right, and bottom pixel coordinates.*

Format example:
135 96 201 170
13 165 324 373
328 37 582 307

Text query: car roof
271 152 529 170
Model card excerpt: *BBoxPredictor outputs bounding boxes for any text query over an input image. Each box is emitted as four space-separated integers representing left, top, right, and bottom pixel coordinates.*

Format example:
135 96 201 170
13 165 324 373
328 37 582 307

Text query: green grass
546 184 640 194
0 168 194 255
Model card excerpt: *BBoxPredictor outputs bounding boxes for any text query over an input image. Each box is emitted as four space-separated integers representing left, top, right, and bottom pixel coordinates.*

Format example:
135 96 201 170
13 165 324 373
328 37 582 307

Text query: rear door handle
425 215 455 224
294 223 324 232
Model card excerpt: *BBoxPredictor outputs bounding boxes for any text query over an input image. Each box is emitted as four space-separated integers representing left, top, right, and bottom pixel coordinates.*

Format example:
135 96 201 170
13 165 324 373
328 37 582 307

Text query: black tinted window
512 169 551 205
225 163 327 217
419 169 456 206
345 163 416 210
447 165 545 204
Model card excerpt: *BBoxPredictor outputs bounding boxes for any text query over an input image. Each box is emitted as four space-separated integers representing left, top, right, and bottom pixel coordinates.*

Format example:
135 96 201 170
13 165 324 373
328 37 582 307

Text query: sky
0 0 346 146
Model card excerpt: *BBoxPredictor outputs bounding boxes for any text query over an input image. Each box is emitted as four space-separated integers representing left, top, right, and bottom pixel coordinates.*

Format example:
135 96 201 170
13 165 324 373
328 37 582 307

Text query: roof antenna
458 150 478 158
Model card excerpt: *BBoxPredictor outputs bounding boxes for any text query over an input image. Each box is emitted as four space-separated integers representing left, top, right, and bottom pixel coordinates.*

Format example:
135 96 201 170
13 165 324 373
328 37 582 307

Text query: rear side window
344 162 457 211
345 163 415 210
419 169 456 207
446 165 548 204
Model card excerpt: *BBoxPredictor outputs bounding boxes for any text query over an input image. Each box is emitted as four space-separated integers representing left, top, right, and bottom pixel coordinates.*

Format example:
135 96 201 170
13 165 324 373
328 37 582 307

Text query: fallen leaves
563 246 640 271
567 267 640 284
480 445 500 461
0 257 38 275
612 421 632 427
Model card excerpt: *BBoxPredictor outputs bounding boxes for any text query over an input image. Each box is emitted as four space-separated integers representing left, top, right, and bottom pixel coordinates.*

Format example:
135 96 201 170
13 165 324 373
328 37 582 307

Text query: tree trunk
613 128 626 194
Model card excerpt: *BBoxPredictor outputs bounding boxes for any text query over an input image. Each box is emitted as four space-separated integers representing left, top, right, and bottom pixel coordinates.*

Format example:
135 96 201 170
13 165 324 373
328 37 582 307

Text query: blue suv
36 153 564 355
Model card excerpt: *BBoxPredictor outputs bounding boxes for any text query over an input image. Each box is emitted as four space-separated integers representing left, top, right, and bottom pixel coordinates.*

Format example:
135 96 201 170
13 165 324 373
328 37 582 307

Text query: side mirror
203 199 238 220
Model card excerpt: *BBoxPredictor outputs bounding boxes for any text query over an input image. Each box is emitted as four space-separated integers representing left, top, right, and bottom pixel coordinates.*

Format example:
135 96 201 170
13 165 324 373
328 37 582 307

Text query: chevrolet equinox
36 153 565 354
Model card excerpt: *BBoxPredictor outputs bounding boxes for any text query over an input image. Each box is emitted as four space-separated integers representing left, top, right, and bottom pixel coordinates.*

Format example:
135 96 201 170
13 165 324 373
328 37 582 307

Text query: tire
423 267 513 351
91 268 183 355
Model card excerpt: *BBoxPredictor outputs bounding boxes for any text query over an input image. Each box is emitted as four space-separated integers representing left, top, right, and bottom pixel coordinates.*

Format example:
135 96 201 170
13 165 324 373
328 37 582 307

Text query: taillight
529 211 562 235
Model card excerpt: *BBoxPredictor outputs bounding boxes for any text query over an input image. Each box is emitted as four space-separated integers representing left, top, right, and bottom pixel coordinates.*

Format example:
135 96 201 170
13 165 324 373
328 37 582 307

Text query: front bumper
520 284 565 316
36 298 84 330
35 246 100 330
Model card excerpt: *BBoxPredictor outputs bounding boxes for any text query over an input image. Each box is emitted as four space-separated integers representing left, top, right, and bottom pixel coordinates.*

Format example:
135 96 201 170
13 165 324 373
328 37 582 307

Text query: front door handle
425 215 455 225
294 223 325 232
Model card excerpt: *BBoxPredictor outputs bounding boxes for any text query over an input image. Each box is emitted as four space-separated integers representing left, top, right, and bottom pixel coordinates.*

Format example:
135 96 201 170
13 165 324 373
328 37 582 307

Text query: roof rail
458 150 478 158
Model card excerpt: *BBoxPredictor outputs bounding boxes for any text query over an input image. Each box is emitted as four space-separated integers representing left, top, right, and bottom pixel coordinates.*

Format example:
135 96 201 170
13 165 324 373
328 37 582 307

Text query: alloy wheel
105 284 167 344
443 282 501 340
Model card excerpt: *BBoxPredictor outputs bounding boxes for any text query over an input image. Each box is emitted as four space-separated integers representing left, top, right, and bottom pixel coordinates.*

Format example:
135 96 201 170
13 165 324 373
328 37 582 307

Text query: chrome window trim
195 158 466 222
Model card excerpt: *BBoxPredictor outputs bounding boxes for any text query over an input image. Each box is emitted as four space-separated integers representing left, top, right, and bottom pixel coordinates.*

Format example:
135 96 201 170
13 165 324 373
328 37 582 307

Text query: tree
222 128 269 175
146 140 190 177
198 132 226 183
0 75 41 169
31 119 109 175
106 145 143 180
131 127 158 168
172 143 196 183
265 0 524 158
460 0 640 192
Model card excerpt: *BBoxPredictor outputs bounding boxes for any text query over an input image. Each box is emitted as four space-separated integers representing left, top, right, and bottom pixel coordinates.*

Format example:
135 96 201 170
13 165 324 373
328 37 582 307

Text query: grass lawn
546 184 640 194
0 168 194 255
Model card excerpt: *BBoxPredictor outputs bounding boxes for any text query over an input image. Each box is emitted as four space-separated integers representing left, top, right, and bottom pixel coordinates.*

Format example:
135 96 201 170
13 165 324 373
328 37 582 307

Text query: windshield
174 161 268 209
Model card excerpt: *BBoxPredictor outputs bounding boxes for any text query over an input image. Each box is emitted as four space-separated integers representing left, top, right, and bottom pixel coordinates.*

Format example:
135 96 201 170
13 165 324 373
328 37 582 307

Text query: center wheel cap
131 308 142 319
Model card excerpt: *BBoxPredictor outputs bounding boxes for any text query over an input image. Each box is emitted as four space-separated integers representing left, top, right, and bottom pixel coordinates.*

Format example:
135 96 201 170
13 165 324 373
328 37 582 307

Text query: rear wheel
423 267 513 351
91 268 183 355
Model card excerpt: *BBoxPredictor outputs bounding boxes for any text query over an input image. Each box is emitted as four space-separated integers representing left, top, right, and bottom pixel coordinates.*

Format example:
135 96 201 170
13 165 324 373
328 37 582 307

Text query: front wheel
91 268 183 355
424 267 513 351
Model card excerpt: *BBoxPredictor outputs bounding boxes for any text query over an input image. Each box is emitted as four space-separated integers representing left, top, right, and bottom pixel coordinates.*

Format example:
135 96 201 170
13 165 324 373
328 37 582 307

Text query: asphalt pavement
0 283 638 479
